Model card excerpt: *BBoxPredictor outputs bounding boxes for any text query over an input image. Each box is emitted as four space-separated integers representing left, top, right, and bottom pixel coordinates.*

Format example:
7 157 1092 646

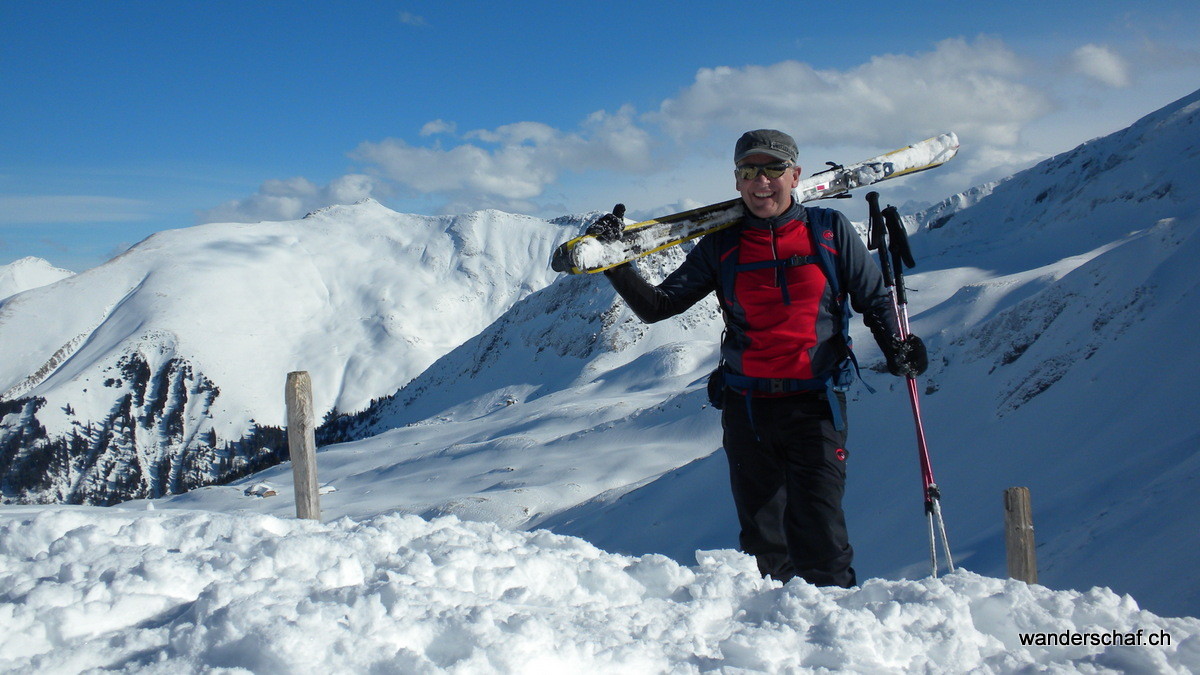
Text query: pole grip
866 192 892 283
882 206 915 269
866 191 884 249
882 205 910 306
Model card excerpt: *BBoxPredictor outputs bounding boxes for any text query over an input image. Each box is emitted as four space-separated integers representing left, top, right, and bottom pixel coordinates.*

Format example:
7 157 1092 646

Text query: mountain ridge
0 201 577 504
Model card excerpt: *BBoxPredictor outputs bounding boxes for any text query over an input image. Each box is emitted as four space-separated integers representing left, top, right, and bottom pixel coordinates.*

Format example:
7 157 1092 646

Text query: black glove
586 203 626 242
887 334 929 378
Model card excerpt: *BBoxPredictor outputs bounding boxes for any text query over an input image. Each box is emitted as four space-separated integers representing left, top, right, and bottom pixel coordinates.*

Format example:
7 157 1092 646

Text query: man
589 129 926 588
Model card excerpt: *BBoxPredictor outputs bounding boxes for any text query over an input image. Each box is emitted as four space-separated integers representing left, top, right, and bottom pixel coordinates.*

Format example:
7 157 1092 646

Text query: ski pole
867 193 955 577
883 205 954 576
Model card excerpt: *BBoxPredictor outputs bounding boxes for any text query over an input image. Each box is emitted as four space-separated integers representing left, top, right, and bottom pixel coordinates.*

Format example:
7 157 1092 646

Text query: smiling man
733 129 802 219
588 129 928 588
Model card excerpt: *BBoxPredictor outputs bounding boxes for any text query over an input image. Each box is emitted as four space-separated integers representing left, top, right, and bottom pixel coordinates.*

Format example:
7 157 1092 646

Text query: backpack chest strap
731 254 819 306
732 254 819 272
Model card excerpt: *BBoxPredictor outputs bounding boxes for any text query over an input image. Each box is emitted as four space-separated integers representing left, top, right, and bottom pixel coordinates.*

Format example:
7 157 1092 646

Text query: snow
894 132 960 170
0 201 581 504
0 256 73 301
0 201 576 434
2 506 1197 673
571 236 611 270
2 90 1200 671
570 202 743 272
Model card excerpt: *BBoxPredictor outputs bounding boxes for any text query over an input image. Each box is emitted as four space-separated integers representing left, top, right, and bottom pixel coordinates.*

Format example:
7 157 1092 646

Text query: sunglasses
735 162 794 181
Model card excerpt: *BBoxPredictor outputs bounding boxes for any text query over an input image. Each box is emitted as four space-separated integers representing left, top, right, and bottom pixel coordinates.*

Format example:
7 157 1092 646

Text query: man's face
735 152 801 219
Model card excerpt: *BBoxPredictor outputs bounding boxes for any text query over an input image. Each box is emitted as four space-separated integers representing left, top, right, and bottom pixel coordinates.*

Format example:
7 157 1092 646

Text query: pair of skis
866 191 955 578
550 133 960 274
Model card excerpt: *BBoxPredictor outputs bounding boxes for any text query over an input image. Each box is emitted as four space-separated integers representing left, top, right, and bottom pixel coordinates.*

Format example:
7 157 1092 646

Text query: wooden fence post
1004 487 1036 584
285 371 321 520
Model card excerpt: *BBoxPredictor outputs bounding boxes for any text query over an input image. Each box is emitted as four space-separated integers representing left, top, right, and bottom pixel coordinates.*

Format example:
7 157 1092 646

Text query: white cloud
352 106 655 209
197 174 380 224
205 36 1153 219
1070 44 1132 88
654 37 1050 148
420 119 457 136
343 36 1058 217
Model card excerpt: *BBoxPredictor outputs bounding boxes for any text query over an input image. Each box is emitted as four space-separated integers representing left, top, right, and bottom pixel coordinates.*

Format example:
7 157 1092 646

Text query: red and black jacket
605 201 898 390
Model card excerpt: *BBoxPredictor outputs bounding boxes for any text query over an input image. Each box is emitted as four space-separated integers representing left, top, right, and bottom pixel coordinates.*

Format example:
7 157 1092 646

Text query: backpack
705 207 867 430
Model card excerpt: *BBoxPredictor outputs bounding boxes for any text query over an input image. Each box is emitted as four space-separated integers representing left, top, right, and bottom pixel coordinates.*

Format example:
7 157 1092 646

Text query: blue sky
2 1 1199 272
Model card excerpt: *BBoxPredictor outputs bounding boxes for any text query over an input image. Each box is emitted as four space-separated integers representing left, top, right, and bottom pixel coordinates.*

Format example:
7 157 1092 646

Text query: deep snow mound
1 507 1197 673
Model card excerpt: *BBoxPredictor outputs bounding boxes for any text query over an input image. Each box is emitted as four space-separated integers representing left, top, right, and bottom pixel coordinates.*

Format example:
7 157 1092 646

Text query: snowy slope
2 506 1197 673
0 257 73 300
3 90 1199 672
0 200 577 504
880 90 1200 616
123 89 1200 622
556 90 1200 617
157 245 727 534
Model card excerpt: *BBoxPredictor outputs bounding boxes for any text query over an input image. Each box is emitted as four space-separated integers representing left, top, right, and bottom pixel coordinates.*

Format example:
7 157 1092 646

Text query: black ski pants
721 389 856 588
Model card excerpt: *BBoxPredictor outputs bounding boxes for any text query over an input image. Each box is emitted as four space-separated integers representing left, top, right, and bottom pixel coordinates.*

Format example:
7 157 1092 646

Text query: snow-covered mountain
0 202 576 504
130 88 1200 621
307 244 727 532
0 256 73 300
4 86 1199 637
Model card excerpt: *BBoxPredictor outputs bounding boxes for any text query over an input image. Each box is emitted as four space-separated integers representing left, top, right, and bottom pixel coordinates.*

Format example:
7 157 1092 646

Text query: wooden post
285 371 321 520
1004 487 1037 584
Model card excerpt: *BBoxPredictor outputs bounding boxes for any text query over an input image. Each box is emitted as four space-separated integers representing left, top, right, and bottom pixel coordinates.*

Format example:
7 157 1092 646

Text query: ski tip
918 132 961 168
939 134 961 164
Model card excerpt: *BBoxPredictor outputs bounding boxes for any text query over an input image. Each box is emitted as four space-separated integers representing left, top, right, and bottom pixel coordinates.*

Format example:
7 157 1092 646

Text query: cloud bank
656 37 1048 147
351 107 655 213
198 36 1157 223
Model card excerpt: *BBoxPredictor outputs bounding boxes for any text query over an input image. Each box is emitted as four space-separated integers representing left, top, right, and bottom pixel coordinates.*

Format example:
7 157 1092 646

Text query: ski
550 132 960 274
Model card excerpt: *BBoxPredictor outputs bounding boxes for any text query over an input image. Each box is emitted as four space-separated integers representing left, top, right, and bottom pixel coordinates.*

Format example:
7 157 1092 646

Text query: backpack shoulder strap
804 207 842 296
715 224 742 310
804 207 876 395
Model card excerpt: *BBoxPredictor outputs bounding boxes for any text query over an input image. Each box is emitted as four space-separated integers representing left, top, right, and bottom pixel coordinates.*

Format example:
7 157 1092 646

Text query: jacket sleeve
601 238 720 324
831 211 901 355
